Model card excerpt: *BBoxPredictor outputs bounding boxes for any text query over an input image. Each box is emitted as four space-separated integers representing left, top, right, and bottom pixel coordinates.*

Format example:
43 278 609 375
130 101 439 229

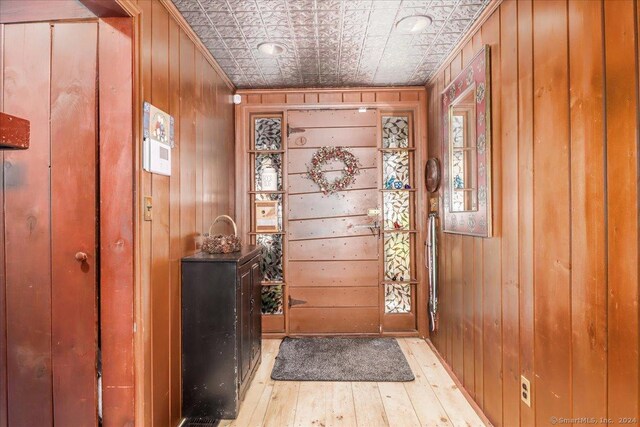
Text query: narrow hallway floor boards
219 338 486 427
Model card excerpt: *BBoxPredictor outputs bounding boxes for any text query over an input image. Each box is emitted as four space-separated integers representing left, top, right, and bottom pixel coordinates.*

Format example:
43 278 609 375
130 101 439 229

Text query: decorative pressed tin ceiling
171 0 490 88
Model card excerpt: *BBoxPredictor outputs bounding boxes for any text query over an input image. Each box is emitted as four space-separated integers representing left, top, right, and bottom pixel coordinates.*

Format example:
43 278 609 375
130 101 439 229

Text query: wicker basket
202 215 242 254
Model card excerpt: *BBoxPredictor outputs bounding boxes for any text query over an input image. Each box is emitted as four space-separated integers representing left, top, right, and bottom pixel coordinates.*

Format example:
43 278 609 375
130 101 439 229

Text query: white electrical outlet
520 375 531 407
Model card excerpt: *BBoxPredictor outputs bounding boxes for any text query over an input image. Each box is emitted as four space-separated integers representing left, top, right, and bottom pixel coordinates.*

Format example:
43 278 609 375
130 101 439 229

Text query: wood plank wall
426 0 640 425
135 1 236 425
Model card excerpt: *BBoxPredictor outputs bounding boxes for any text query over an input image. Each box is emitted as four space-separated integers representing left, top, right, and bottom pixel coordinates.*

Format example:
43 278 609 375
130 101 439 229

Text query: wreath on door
307 146 360 195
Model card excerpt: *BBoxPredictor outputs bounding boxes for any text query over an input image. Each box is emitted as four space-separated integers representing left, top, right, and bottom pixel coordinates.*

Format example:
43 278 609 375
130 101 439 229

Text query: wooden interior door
1 22 99 425
287 109 380 334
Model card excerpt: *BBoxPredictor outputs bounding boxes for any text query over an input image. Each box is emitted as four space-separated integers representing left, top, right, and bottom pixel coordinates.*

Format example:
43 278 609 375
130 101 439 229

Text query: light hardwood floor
220 338 486 427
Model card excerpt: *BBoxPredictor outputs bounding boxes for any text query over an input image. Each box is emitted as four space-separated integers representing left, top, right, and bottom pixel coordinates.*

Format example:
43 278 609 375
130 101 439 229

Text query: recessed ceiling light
395 15 433 33
257 42 287 56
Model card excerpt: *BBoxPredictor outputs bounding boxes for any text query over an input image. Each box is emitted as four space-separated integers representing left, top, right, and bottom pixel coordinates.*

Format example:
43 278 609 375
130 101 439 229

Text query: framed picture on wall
441 45 493 237
255 200 279 232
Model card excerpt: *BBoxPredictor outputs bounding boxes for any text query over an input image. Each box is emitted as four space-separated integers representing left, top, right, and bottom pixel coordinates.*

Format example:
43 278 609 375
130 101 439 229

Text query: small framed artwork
255 200 279 232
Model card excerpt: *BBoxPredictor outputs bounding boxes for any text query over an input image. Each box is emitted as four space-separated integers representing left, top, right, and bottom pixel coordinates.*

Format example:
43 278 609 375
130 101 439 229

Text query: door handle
75 252 88 262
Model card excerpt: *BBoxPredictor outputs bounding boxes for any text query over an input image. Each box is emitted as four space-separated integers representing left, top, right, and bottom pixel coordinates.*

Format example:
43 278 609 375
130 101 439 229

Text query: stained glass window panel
383 192 410 230
382 116 409 148
255 153 283 191
385 284 411 313
255 117 281 150
383 151 410 190
256 234 283 281
261 285 283 315
384 233 411 281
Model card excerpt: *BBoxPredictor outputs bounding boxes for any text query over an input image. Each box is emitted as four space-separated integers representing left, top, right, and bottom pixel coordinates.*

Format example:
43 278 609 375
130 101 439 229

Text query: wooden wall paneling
499 2 520 426
604 0 640 419
50 22 98 425
568 0 607 421
195 54 204 237
137 0 153 424
481 9 503 426
462 236 475 396
532 0 572 424
473 237 484 407
0 22 6 427
136 0 238 420
179 31 196 256
2 23 53 426
150 2 171 426
178 25 197 422
516 0 535 424
201 61 213 232
462 39 474 68
450 234 464 381
98 17 136 427
168 16 181 426
441 70 452 366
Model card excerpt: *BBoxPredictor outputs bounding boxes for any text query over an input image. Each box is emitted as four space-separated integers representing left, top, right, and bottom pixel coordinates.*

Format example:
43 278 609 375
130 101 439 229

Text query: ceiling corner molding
159 0 236 91
425 0 502 87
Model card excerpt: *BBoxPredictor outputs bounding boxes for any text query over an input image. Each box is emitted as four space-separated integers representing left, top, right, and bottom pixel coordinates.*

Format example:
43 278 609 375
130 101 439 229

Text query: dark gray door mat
271 337 415 382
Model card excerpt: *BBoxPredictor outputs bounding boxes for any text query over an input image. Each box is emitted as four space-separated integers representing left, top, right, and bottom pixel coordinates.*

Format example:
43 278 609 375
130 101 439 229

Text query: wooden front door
1 22 99 425
287 109 380 334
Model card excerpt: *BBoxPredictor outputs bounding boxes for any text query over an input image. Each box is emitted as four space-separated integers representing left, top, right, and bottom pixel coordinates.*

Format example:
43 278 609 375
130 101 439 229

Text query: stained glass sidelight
382 116 409 148
382 151 409 189
261 285 283 315
385 284 411 313
384 233 411 281
383 192 410 230
256 233 283 282
254 117 282 150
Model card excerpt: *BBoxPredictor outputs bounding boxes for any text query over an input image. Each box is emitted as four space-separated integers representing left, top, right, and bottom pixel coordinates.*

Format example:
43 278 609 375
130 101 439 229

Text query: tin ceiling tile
171 0 489 88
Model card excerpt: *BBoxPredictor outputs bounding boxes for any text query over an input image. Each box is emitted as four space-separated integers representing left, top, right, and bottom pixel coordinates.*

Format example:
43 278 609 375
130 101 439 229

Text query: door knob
75 252 88 262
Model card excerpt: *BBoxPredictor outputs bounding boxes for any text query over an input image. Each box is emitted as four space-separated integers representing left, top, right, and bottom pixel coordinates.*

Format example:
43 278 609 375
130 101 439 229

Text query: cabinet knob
75 252 88 262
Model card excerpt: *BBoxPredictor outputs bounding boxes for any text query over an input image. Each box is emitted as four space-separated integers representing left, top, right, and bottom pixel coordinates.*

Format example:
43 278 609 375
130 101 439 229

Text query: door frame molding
234 87 429 339
0 13 136 427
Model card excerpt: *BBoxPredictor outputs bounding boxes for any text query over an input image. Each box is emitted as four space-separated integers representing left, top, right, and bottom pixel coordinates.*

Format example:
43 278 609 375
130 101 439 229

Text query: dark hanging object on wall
181 246 263 421
425 157 441 193
0 112 30 149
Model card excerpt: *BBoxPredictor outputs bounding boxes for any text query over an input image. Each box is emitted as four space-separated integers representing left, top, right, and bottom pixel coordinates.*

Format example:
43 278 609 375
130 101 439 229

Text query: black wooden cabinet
181 246 263 420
